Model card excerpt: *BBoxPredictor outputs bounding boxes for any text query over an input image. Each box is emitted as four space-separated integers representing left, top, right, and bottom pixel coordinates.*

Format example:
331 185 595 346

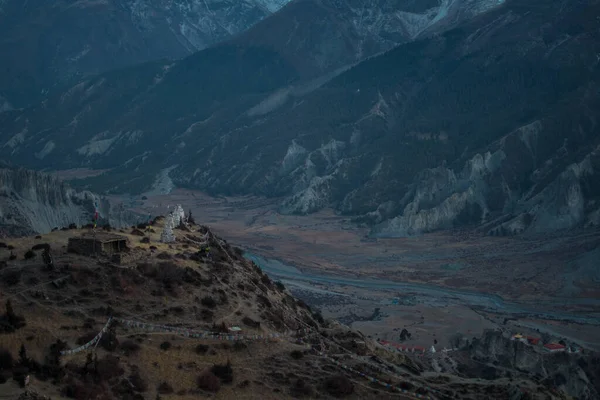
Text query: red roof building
380 341 426 354
412 346 426 353
527 336 540 345
544 343 566 352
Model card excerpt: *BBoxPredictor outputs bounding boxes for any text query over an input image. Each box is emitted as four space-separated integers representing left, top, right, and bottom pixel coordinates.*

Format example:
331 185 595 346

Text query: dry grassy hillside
0 217 564 400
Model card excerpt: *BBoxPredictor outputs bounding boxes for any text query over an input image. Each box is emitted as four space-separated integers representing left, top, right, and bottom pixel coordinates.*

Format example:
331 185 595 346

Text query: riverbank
246 251 600 351
246 252 600 325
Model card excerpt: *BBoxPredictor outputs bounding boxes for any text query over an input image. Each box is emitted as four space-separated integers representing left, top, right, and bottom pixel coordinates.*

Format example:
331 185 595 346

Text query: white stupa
160 220 175 243
159 204 185 243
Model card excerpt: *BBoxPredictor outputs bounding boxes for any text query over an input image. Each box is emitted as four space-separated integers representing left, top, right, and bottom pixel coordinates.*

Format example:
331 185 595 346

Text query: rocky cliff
0 0 598 237
0 0 291 107
370 139 600 237
0 168 141 237
466 330 600 400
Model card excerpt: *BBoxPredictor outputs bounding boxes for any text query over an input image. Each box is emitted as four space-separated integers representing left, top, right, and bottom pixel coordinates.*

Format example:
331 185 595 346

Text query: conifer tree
5 300 18 326
18 343 27 366
187 209 195 225
84 352 93 374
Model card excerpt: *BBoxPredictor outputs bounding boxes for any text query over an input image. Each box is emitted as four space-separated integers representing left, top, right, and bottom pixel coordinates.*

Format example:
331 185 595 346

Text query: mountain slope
0 0 501 109
0 0 291 107
171 0 600 236
1 0 599 236
0 219 589 399
231 0 506 79
0 0 508 180
0 43 299 194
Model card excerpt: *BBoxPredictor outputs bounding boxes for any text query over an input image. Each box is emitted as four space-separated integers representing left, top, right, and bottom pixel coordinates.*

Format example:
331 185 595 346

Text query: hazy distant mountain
0 0 291 107
232 0 505 79
1 0 599 237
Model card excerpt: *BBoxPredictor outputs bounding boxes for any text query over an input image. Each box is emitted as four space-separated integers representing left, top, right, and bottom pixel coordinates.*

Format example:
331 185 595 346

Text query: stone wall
67 238 99 256
68 238 127 256
110 250 140 265
101 239 127 255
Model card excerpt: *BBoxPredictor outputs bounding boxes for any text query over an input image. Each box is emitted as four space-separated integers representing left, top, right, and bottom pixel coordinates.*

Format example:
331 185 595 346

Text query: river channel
245 252 600 325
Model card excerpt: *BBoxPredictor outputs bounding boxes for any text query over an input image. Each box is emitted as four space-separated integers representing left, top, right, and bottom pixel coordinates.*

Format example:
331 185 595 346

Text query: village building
568 345 581 354
526 336 540 345
411 346 426 354
379 340 426 354
511 333 528 343
68 232 129 258
544 343 566 352
353 340 368 356
511 333 541 346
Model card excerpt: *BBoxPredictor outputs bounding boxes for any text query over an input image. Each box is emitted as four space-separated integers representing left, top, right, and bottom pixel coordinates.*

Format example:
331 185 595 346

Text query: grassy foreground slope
0 217 573 399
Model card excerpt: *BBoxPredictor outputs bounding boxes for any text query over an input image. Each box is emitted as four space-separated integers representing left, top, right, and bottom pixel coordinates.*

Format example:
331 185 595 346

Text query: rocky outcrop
525 145 600 234
371 138 600 237
0 168 141 237
0 95 11 113
467 330 599 400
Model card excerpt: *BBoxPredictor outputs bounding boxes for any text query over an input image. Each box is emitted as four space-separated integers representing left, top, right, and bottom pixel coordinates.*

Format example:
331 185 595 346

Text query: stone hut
68 232 128 257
